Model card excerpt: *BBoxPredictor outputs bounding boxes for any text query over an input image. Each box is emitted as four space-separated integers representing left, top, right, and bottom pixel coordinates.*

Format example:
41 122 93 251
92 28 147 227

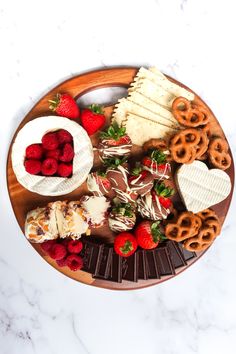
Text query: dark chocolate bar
93 246 113 279
166 241 186 268
108 250 122 283
145 250 160 279
122 253 138 282
137 249 148 280
154 247 175 276
178 243 197 262
80 239 104 274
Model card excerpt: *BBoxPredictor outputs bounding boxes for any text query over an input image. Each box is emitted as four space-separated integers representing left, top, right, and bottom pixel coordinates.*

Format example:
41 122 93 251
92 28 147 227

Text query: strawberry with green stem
109 202 136 233
49 93 80 119
87 170 111 197
81 104 106 136
114 232 138 257
128 165 154 196
98 122 132 160
153 182 175 209
142 149 171 180
134 220 166 250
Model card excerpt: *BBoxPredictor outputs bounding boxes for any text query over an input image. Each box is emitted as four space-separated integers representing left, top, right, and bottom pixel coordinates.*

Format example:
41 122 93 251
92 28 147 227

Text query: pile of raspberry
41 238 83 271
24 129 74 177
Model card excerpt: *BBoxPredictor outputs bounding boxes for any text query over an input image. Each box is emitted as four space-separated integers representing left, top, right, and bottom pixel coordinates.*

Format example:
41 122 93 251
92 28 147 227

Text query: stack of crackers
112 67 194 145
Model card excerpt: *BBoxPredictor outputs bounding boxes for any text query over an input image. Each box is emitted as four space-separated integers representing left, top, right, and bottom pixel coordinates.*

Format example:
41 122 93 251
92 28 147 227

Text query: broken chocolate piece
178 244 196 262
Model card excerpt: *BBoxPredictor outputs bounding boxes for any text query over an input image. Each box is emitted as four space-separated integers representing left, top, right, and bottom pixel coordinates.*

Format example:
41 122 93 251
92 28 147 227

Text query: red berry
57 163 72 177
61 238 70 247
25 159 41 175
49 93 80 120
25 144 43 160
59 143 74 162
45 148 61 160
66 254 83 271
40 240 57 253
158 196 172 209
67 240 83 254
41 158 58 176
81 105 106 136
49 244 67 260
56 257 67 267
114 232 138 257
57 129 73 144
135 221 163 250
42 132 59 150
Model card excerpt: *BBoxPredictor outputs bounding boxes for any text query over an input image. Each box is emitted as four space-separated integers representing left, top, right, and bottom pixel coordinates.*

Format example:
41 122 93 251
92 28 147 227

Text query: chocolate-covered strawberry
137 182 174 221
105 158 137 203
87 171 111 197
109 202 136 233
128 166 154 196
98 122 132 160
142 149 171 180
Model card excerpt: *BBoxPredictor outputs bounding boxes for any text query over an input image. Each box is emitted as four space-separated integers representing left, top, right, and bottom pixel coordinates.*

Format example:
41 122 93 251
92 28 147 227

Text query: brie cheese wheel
175 161 231 213
12 116 93 196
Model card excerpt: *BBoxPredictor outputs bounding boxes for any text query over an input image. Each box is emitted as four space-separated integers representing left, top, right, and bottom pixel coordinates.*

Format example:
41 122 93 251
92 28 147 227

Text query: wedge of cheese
112 97 179 129
127 91 180 127
121 113 177 146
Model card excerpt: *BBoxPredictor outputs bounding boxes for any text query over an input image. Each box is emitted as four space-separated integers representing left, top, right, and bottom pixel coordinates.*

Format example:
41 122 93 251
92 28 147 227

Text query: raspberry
57 163 72 177
40 240 57 253
59 143 74 162
45 149 61 160
67 240 83 254
57 129 73 145
66 254 83 271
41 158 58 176
61 238 70 248
42 132 59 150
25 159 41 175
25 144 43 160
49 244 67 260
56 257 67 267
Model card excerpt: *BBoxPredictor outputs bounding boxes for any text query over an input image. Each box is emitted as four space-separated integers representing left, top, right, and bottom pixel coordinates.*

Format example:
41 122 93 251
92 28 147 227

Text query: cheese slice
112 97 179 129
122 113 176 146
11 116 94 196
128 78 175 109
149 67 194 100
127 91 180 127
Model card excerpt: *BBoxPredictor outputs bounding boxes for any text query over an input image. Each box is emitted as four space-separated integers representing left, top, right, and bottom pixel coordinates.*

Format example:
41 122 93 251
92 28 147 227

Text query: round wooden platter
7 67 235 290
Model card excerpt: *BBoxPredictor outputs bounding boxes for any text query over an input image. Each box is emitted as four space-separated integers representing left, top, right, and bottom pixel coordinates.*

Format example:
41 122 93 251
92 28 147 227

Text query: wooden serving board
6 67 235 290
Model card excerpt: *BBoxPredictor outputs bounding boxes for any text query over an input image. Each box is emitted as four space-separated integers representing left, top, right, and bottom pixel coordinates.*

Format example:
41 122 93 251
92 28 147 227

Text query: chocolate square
122 253 138 282
178 243 197 262
108 251 122 283
165 240 186 268
154 247 175 276
93 246 113 279
80 239 104 274
137 249 148 280
145 250 160 279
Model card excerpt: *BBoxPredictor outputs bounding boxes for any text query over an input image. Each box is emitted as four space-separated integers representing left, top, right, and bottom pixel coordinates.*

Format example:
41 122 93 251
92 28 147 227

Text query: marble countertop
1 0 236 353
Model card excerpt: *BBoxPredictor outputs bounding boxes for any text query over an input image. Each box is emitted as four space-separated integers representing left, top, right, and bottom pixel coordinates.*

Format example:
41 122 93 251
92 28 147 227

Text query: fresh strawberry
114 232 138 257
49 93 80 119
134 220 165 250
153 182 175 209
80 104 106 136
100 122 131 146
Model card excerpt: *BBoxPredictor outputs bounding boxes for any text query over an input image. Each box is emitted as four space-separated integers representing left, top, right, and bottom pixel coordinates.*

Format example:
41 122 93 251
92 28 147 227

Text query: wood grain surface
6 67 235 290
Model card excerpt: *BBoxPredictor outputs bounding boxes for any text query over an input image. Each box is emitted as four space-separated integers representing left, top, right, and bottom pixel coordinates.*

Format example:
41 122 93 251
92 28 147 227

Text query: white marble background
1 0 236 353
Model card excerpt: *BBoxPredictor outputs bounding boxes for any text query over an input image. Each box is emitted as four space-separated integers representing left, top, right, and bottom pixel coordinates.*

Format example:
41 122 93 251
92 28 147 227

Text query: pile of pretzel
169 97 231 170
165 209 221 252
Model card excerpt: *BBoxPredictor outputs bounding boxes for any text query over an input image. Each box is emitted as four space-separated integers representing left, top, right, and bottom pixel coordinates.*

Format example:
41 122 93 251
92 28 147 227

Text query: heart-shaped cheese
12 116 93 196
175 161 231 213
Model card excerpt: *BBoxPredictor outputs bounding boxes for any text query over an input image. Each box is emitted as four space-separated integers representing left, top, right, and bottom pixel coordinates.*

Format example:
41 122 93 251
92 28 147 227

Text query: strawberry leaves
103 156 127 169
120 240 134 255
100 122 126 140
150 149 167 164
154 182 175 198
151 221 166 243
112 203 134 218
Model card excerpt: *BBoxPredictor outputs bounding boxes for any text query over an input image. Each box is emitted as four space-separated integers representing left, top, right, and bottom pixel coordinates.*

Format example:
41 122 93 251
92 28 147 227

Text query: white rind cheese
11 116 94 196
175 161 231 213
